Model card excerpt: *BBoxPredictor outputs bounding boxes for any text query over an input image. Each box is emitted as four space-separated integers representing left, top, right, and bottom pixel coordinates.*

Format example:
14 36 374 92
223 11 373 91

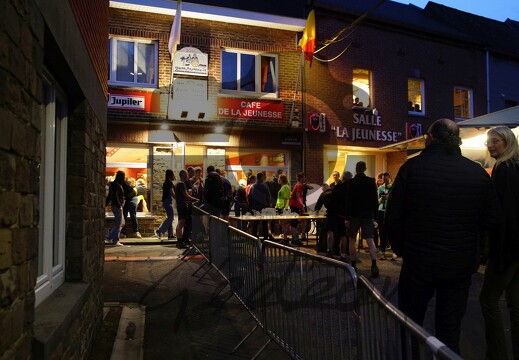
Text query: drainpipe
486 50 490 113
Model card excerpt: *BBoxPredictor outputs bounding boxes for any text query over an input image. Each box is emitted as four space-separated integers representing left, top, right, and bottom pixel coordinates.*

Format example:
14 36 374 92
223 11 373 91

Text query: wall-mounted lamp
181 111 188 118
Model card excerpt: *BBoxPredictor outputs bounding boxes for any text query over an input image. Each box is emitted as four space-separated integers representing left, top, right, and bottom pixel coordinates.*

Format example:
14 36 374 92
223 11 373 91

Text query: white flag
168 0 182 61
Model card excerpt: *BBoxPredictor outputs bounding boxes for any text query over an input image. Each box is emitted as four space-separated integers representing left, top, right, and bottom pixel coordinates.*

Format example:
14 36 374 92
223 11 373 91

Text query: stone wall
0 0 107 358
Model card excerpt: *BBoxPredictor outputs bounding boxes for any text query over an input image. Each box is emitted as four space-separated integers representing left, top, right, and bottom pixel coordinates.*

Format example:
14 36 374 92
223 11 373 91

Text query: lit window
453 87 473 119
109 37 158 87
221 50 278 97
36 72 67 306
352 68 372 108
408 79 425 114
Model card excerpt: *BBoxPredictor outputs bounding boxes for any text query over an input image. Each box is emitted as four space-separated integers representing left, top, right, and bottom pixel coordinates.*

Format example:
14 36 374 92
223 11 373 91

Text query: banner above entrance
217 98 284 120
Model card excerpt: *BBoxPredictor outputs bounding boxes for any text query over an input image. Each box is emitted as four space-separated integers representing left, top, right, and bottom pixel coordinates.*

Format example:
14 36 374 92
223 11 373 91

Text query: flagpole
166 58 174 121
301 54 306 174
289 52 304 128
166 0 182 121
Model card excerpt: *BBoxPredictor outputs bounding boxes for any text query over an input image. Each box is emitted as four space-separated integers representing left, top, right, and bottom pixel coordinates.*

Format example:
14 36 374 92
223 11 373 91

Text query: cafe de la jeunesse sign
332 113 403 142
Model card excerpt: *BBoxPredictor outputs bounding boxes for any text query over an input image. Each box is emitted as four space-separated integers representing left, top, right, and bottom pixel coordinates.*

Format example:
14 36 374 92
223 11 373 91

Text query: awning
457 106 519 128
379 135 424 151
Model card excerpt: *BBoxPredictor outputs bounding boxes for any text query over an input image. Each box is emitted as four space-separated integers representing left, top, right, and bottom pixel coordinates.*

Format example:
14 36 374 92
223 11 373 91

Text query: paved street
94 240 512 359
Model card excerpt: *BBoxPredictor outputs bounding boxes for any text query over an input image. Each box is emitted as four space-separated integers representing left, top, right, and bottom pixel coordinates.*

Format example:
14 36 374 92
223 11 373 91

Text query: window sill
218 92 280 100
105 212 157 219
33 282 91 359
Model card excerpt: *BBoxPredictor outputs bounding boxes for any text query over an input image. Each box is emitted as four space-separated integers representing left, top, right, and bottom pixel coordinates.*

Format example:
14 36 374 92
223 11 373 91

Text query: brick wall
70 0 109 98
303 12 487 182
108 8 303 127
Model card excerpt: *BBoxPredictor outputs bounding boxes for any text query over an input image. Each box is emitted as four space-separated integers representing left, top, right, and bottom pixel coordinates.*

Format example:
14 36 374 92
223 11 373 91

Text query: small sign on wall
307 112 327 132
108 90 160 112
173 47 208 77
406 122 423 139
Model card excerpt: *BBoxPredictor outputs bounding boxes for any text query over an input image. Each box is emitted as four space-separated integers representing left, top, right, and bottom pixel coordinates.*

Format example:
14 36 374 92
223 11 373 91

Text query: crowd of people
104 119 518 358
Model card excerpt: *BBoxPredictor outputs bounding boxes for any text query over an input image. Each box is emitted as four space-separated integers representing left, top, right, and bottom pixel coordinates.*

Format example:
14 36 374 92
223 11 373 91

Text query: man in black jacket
248 172 272 240
201 165 225 216
345 161 379 277
385 118 500 355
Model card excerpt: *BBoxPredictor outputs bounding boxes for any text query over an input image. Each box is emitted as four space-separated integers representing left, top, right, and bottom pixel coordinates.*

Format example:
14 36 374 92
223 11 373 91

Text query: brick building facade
1 0 108 358
106 1 308 224
106 0 519 208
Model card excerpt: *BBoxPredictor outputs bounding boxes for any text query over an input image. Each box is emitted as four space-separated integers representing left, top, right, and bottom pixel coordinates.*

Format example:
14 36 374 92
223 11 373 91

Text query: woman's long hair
165 169 174 182
114 170 125 184
488 126 519 166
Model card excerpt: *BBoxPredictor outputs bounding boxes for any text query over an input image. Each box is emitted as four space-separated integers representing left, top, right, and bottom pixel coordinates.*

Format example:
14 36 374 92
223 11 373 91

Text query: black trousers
398 262 472 354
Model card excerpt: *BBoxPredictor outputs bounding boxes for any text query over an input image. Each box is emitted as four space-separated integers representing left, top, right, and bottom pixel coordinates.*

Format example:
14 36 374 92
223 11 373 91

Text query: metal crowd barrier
356 277 463 360
187 206 462 360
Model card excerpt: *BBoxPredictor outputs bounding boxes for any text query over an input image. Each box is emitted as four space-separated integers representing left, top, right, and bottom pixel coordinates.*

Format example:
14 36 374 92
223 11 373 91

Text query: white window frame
220 49 279 99
108 36 158 88
453 86 473 120
36 72 67 306
408 78 425 115
352 68 373 108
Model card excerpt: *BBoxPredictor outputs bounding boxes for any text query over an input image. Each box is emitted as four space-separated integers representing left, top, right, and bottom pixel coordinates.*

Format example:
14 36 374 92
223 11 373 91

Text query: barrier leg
251 338 272 360
231 325 259 354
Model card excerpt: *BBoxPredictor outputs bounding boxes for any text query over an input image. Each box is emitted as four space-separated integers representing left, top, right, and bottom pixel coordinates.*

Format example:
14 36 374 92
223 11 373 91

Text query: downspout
486 49 490 113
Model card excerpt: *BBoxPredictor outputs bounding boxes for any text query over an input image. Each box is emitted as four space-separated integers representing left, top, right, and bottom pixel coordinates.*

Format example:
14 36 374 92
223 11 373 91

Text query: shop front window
408 78 425 114
225 149 289 186
106 146 151 212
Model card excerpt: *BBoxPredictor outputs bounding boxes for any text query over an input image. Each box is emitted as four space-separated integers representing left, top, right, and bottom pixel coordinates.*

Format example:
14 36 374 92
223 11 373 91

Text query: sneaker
176 242 188 249
168 235 176 240
135 232 142 239
154 229 161 239
379 253 387 260
111 241 124 247
371 264 380 278
119 233 126 239
391 253 398 262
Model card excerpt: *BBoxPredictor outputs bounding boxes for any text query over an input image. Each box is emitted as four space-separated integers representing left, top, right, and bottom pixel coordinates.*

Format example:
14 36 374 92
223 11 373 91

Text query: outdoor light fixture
181 111 188 118
198 112 205 119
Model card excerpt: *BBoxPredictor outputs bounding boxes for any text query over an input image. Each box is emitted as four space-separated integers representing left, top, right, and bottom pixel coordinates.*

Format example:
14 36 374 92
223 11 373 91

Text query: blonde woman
480 126 519 360
275 174 291 244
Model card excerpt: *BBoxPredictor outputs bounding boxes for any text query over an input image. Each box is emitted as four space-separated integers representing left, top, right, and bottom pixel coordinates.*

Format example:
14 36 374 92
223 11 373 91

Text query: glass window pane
352 68 370 107
454 88 471 119
116 40 134 82
240 53 255 91
260 56 276 93
137 43 155 84
408 79 423 112
222 51 238 90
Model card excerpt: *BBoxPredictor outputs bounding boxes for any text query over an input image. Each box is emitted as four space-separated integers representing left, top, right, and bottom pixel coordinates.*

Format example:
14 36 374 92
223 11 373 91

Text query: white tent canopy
457 105 519 128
